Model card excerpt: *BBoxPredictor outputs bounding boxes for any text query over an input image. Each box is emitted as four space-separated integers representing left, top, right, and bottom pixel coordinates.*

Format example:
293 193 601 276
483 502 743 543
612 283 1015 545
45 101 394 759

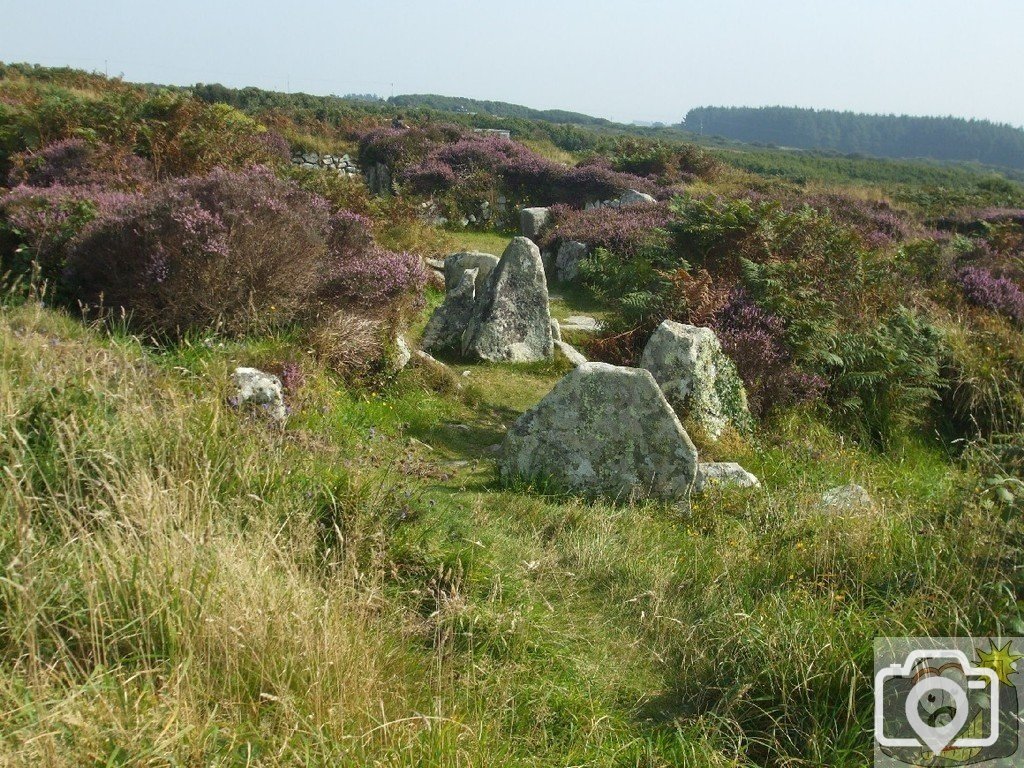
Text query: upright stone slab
519 207 551 241
443 251 498 294
500 362 698 501
555 240 589 283
640 320 751 440
462 237 553 362
421 268 479 354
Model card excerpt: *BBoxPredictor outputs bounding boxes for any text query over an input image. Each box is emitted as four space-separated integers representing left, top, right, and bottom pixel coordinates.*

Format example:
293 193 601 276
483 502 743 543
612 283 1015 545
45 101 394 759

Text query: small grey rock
821 484 875 513
231 367 286 422
694 462 760 493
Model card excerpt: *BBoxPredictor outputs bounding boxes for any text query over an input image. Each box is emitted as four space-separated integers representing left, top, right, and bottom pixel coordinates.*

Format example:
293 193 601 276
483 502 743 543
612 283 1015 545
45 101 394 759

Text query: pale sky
2 0 1022 128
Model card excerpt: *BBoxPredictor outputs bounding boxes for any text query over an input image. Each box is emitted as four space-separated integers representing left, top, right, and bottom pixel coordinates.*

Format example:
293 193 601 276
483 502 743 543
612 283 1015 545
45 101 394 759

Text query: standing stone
421 268 479 354
231 367 287 422
443 251 498 294
640 320 751 441
519 207 551 241
462 237 553 362
500 362 698 501
555 240 589 283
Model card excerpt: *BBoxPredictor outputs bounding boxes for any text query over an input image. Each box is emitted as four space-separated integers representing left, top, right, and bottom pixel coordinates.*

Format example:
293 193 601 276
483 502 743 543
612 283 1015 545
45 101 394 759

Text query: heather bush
377 126 658 215
539 202 672 257
64 166 424 336
955 265 1024 324
0 182 138 287
712 289 826 417
6 138 152 189
804 193 915 248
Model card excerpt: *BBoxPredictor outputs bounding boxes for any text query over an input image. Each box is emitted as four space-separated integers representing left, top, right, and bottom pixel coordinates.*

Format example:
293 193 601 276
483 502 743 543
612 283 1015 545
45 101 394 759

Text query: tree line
683 106 1024 170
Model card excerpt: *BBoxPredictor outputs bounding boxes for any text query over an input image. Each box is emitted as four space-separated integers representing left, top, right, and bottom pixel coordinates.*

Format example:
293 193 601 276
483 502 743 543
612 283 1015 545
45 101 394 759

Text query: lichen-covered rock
640 320 751 441
392 335 412 372
500 362 698 501
694 462 760 493
618 189 657 206
555 240 589 283
560 315 602 333
550 318 562 342
231 367 286 422
421 268 478 354
554 340 588 367
443 251 498 294
462 237 553 362
519 206 551 241
821 484 875 514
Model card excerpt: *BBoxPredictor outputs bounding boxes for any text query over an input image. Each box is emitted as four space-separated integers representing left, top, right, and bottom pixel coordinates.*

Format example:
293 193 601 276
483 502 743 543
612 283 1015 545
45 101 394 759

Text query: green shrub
826 309 945 446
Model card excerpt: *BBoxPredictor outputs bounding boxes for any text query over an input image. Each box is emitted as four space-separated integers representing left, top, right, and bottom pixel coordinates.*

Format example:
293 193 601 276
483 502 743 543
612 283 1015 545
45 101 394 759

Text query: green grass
1 300 1018 766
444 229 515 256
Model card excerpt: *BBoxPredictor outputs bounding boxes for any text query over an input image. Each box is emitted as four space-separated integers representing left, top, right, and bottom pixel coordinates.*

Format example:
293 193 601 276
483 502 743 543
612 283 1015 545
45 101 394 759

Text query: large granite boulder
443 251 498 294
462 237 553 362
519 207 551 241
640 320 751 441
555 240 589 283
421 268 479 354
231 367 286 422
500 362 698 501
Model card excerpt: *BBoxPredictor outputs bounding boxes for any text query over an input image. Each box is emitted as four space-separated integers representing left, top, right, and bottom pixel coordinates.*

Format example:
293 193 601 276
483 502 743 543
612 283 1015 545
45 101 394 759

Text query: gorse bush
63 166 424 336
0 73 288 180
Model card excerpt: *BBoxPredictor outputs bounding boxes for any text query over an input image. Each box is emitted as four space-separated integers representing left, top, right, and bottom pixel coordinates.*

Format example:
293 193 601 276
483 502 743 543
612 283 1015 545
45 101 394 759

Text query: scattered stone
461 370 471 377
560 315 602 332
231 367 286 422
462 237 554 362
422 268 479 354
618 189 657 206
500 362 698 501
555 240 589 283
443 251 498 294
425 257 446 271
821 484 875 514
694 462 760 493
550 318 562 342
554 340 587 367
519 207 551 241
640 320 751 441
393 335 412 372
